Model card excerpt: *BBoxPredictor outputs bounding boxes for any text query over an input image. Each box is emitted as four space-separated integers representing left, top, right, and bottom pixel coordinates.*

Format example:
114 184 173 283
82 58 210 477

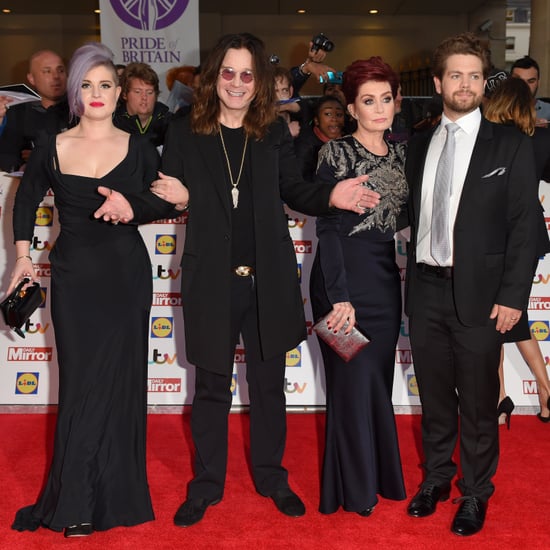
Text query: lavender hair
67 42 118 119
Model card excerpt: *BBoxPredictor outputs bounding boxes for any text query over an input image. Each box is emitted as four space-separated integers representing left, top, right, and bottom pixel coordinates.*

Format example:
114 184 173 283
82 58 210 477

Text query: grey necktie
431 122 460 265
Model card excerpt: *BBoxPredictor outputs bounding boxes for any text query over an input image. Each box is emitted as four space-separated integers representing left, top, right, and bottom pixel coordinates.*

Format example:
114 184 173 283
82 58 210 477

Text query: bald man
0 50 71 172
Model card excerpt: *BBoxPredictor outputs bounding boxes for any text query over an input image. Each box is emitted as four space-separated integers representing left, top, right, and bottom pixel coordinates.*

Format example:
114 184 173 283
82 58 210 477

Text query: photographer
290 34 337 95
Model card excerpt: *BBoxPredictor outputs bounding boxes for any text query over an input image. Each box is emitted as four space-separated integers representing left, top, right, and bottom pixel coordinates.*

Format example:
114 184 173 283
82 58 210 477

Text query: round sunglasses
219 67 254 84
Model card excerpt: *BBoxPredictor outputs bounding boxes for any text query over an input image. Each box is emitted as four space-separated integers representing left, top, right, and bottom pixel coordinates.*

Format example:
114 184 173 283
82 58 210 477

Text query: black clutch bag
313 314 370 362
1 278 44 338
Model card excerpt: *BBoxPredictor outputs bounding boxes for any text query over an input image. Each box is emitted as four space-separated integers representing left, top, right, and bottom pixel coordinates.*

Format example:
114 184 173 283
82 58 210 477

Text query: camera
319 71 343 85
269 54 280 65
311 33 334 53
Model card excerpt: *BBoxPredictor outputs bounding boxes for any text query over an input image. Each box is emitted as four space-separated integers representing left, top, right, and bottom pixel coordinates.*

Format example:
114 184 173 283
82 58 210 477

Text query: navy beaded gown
11 134 167 532
309 135 408 513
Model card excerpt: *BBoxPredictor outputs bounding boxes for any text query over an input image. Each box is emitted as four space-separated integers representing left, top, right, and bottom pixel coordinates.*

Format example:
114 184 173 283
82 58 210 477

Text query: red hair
342 57 399 105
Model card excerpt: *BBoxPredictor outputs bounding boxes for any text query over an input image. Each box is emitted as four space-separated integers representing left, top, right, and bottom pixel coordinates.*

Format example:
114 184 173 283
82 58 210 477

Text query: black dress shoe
270 488 305 517
451 496 486 536
173 497 221 527
407 483 451 517
64 523 93 538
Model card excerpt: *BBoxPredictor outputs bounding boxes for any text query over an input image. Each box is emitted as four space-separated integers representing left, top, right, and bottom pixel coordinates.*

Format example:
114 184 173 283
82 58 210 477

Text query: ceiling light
297 9 306 14
94 9 101 14
2 8 11 13
369 9 379 14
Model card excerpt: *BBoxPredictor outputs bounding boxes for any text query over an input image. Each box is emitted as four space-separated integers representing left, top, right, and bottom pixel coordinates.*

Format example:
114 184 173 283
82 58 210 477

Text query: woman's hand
150 172 189 210
7 255 38 295
94 187 134 223
325 301 356 335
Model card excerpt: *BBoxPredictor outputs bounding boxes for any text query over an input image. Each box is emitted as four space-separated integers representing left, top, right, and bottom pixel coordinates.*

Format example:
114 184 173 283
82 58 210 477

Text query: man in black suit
94 32 378 528
404 33 539 536
0 50 70 172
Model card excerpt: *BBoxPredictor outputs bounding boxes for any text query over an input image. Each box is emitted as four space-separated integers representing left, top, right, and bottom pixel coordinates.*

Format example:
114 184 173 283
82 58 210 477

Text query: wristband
15 255 32 261
299 61 311 77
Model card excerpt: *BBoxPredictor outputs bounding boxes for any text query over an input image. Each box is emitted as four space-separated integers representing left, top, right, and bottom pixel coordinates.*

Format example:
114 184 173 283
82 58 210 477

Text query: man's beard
444 90 482 114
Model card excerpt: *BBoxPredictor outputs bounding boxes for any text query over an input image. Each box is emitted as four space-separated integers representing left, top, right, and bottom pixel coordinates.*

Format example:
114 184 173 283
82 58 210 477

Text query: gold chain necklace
219 126 248 209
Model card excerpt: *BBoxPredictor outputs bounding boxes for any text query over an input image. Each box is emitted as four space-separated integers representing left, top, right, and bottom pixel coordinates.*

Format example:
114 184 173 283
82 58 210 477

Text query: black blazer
405 116 540 326
133 115 334 374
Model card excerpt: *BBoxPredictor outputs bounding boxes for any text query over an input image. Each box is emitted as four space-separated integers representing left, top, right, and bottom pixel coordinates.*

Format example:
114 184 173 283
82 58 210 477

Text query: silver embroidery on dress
317 137 408 236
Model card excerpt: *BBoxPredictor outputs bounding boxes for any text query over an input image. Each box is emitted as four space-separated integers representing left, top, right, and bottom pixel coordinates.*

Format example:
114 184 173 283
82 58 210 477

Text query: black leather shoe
270 488 306 517
357 505 376 517
64 523 93 537
173 497 221 527
407 483 451 517
451 496 486 536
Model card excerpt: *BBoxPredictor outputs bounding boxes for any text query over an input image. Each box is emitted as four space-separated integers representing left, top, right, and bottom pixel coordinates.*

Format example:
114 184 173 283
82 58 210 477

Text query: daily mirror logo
110 0 189 31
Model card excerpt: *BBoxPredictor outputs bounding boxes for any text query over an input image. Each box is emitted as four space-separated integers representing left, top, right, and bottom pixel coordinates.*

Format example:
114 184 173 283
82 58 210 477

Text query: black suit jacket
0 99 71 172
405 116 540 326
131 115 334 374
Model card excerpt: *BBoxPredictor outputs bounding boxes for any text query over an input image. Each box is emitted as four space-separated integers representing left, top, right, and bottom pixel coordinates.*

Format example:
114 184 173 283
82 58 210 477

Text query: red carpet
0 412 548 549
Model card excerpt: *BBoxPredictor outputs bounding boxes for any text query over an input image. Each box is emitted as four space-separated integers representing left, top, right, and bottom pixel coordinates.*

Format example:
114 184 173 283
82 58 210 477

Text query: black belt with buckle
417 263 453 279
233 265 255 277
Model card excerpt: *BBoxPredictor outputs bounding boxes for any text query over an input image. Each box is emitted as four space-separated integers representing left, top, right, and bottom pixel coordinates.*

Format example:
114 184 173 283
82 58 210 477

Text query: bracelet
299 61 311 77
15 255 32 261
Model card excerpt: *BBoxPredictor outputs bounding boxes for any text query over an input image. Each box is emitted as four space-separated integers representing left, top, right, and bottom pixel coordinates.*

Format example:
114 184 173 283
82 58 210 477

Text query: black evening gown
11 134 164 532
309 135 408 513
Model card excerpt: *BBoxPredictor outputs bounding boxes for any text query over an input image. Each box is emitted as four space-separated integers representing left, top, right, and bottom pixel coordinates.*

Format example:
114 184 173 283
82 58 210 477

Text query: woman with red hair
310 57 408 516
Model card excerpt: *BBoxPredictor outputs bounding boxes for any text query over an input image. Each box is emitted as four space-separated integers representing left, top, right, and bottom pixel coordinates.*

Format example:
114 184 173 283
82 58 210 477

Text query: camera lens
311 33 334 53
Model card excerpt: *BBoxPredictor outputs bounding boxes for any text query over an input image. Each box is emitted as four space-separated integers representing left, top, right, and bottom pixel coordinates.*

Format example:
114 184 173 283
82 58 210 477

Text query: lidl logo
35 206 54 226
407 374 419 396
151 317 174 338
530 320 550 341
286 346 301 367
15 372 39 395
155 234 177 255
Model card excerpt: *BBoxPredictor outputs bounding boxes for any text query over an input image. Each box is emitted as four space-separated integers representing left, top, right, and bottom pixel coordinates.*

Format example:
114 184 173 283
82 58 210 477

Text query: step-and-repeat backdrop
1 173 547 410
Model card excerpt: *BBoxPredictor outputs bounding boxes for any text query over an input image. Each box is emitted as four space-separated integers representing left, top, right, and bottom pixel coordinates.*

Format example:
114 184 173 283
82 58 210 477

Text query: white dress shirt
416 109 482 266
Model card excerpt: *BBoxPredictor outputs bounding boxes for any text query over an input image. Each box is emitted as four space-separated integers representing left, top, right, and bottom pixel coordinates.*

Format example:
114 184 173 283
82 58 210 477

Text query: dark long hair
190 33 276 139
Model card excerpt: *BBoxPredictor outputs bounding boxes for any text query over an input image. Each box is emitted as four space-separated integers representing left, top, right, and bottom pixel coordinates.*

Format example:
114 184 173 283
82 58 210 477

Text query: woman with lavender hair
7 42 174 537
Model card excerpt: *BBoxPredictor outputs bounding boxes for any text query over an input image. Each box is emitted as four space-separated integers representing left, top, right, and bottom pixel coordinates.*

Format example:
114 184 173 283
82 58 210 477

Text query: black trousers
187 274 289 501
408 270 502 501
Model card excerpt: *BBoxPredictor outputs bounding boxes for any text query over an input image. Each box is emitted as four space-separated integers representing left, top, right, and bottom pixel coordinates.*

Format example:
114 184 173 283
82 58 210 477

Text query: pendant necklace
219 126 248 209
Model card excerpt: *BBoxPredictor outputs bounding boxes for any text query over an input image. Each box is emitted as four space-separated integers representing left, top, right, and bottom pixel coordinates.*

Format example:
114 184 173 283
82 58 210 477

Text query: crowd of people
2 29 549 540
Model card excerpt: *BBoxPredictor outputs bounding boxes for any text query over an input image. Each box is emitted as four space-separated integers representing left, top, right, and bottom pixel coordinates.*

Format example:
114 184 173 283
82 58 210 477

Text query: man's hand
329 175 380 214
150 171 189 210
307 42 327 63
302 60 337 84
94 186 134 224
0 95 13 124
490 304 522 334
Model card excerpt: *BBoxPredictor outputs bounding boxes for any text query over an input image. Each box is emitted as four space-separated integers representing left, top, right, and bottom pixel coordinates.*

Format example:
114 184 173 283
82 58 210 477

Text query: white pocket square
482 167 506 178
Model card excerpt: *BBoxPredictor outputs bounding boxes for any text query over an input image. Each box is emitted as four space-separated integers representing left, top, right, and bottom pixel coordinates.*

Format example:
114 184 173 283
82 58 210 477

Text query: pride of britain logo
110 0 189 31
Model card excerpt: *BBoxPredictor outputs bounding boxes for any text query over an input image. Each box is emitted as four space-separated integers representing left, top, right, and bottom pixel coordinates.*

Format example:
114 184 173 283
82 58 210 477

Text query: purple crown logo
110 0 189 31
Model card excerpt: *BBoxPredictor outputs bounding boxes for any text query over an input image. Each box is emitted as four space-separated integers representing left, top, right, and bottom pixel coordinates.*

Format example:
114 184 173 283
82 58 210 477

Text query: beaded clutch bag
313 314 370 362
